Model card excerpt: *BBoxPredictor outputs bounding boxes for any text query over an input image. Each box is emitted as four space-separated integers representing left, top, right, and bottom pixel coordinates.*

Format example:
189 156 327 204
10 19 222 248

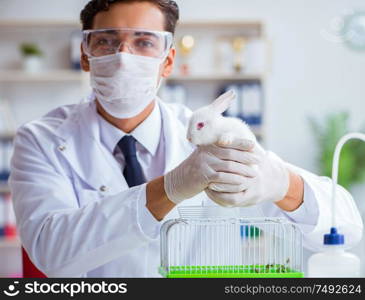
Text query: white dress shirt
97 100 165 182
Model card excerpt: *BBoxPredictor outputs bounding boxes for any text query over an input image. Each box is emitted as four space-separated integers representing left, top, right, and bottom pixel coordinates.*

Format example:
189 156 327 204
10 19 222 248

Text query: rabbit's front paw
218 133 235 146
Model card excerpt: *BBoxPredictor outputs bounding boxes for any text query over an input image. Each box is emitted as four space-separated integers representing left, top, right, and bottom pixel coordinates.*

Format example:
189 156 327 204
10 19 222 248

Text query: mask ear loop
156 43 174 91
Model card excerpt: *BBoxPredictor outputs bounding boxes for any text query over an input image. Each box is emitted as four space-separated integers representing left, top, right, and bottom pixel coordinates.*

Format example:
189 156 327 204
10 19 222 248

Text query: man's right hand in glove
164 139 259 204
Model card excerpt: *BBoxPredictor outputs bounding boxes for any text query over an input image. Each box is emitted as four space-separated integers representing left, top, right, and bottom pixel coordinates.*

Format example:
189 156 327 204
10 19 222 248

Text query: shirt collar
96 100 162 156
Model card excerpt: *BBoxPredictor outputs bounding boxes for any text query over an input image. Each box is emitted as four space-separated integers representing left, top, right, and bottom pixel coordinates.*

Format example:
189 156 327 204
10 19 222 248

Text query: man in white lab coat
9 0 363 277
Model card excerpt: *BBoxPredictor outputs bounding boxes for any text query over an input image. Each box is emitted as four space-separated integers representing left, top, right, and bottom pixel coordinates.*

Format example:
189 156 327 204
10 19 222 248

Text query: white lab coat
9 99 363 277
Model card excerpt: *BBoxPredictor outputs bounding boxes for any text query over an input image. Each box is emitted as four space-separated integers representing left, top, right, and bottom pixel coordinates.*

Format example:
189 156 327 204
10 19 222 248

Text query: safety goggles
82 28 173 59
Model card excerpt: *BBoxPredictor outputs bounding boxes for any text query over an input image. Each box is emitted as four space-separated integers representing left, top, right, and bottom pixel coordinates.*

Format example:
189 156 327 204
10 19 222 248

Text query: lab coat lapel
158 100 195 174
55 102 125 193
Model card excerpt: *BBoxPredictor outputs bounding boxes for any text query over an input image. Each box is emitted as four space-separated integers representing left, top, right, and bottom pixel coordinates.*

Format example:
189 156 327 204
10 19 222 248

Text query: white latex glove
205 143 290 207
164 139 261 204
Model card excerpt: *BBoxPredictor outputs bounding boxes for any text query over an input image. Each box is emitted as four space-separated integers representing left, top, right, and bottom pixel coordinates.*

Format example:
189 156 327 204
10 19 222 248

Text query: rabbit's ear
210 90 236 113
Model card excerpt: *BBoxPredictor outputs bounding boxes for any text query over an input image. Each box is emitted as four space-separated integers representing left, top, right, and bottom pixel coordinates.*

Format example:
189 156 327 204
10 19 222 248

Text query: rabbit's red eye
197 122 205 130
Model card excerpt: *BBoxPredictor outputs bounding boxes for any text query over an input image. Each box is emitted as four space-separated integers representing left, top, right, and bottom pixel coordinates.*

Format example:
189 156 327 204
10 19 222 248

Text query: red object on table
22 247 46 278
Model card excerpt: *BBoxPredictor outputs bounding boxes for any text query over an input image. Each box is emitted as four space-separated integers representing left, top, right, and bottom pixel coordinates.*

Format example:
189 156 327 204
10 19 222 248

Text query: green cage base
159 265 304 278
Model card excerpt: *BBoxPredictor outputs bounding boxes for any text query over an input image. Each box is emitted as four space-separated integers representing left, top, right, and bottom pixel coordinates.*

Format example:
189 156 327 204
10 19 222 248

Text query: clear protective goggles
82 28 173 59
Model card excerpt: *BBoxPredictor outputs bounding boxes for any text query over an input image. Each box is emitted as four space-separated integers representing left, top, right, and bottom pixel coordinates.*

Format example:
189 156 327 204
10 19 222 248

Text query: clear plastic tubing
331 132 365 228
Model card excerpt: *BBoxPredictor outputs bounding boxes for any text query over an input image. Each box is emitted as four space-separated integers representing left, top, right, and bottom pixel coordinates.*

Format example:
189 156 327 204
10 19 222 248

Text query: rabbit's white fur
187 90 256 146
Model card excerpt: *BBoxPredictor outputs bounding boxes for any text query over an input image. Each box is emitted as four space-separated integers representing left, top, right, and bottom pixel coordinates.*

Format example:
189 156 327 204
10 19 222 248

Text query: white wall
0 0 89 20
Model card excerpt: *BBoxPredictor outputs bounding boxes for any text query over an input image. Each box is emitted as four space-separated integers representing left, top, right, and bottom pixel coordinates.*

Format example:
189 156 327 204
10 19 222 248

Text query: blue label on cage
240 225 261 238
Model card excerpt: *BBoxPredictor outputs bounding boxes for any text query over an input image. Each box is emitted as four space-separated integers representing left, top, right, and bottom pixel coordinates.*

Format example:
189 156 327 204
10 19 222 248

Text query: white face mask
89 52 164 119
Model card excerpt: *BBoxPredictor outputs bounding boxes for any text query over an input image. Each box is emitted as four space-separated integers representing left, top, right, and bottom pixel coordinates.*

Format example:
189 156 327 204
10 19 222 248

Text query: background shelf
0 71 263 83
0 19 81 28
0 132 16 140
0 19 262 30
0 70 87 83
168 73 264 82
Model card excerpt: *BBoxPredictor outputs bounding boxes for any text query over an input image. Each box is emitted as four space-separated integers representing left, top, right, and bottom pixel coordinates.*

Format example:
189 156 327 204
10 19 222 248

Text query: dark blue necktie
118 135 146 187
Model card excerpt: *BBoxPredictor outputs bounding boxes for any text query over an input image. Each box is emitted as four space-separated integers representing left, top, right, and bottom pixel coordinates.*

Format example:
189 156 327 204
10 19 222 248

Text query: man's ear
161 47 176 78
80 44 90 72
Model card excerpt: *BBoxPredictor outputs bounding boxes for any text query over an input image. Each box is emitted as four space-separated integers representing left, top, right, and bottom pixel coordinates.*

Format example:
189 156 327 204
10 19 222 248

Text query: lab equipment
159 207 304 278
307 227 360 277
308 132 364 277
82 28 173 58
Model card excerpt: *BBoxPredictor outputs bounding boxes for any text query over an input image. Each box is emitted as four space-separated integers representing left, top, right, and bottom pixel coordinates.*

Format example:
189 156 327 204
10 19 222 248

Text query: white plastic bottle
308 227 360 277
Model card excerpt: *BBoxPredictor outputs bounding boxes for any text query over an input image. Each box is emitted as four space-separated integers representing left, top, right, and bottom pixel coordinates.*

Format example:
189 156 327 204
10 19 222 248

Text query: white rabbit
186 90 257 146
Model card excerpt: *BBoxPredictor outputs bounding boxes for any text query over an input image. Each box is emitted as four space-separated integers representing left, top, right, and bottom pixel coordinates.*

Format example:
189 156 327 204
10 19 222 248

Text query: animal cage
159 207 304 278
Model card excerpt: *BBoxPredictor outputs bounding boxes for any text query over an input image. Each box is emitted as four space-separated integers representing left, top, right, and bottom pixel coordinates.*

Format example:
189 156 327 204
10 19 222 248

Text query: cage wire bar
159 216 303 278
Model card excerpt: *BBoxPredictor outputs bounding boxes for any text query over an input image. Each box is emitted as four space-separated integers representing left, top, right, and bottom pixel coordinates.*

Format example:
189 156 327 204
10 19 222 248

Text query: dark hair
80 0 179 34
